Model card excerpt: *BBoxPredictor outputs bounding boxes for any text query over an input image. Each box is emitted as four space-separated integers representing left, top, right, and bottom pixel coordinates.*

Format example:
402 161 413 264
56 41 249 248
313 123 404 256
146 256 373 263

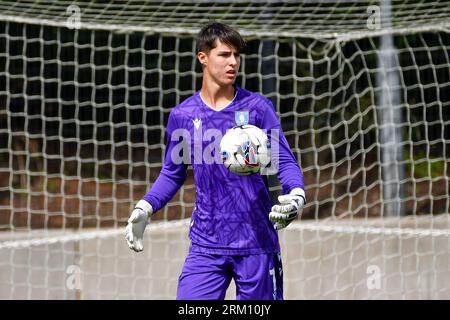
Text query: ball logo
221 150 229 162
241 139 258 166
248 146 257 165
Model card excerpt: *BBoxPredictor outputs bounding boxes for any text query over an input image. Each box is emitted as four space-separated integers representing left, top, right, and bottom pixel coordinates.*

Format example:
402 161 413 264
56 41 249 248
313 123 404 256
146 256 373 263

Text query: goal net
0 0 449 299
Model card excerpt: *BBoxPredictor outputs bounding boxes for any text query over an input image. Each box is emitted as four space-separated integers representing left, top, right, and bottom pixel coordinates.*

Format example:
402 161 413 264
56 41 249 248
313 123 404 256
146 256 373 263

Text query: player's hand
269 188 306 230
125 200 153 252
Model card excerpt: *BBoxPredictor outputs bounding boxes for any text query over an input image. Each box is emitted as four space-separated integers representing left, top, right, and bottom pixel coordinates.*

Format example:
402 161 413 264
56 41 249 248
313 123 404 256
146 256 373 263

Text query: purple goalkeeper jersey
143 86 304 255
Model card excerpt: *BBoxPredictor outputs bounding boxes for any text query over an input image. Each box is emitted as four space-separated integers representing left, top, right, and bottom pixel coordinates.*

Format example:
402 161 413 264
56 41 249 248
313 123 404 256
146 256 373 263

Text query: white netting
0 0 449 299
0 0 449 39
1 217 449 299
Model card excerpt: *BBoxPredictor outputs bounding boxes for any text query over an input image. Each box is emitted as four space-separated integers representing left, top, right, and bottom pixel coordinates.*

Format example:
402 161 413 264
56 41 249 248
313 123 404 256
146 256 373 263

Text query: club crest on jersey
235 111 249 126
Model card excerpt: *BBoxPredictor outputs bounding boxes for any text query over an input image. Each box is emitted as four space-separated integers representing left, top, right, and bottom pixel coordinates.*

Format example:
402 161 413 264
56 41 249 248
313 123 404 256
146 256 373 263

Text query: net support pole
376 0 405 216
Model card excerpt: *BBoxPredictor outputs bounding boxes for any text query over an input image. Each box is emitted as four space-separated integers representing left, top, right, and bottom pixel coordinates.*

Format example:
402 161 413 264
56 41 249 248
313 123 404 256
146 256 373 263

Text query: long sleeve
142 111 187 213
260 99 305 195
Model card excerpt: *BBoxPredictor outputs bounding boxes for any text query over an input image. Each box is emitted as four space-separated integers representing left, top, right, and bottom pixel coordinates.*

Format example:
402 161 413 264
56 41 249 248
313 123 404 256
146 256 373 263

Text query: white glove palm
269 188 306 230
125 200 153 252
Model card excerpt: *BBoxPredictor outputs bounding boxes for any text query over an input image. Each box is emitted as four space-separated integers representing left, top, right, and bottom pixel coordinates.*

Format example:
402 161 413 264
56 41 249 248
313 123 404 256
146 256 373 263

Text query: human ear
197 51 207 66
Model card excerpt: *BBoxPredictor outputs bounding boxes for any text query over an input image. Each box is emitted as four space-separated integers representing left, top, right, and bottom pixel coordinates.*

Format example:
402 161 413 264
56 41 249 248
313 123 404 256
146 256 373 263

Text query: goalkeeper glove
269 188 306 230
125 200 153 252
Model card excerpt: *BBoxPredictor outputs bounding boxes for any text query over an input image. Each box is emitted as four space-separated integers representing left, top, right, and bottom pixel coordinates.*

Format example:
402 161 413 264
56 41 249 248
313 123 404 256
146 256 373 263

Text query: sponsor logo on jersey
192 118 201 129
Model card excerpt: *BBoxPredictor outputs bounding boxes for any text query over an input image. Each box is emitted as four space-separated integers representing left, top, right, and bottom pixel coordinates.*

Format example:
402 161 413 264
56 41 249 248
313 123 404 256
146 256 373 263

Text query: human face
198 40 240 87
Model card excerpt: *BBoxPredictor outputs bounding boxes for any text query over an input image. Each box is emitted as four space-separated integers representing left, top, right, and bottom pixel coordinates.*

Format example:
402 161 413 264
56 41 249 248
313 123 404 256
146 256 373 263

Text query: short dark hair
196 22 246 54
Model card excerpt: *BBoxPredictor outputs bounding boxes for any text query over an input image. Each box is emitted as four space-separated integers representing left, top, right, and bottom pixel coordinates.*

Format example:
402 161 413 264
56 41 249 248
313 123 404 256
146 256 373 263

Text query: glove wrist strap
135 200 154 216
290 187 305 197
290 187 306 207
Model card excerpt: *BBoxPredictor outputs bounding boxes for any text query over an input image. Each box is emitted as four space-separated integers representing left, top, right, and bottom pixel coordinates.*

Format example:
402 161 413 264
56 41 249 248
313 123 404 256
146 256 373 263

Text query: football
220 124 271 176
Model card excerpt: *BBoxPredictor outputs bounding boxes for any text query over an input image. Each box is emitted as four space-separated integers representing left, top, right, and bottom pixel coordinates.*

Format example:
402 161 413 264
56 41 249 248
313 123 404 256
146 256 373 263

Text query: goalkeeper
125 22 305 300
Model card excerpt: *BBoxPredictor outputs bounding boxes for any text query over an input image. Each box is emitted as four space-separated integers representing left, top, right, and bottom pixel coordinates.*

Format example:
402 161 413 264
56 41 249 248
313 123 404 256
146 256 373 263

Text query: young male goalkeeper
125 22 305 300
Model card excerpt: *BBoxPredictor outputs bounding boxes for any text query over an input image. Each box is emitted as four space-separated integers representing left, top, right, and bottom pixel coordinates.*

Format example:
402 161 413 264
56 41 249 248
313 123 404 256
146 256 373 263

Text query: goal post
0 0 449 299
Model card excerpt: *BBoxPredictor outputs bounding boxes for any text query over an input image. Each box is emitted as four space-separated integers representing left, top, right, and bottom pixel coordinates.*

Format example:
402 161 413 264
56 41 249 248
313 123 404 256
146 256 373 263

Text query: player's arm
260 98 306 230
125 111 188 252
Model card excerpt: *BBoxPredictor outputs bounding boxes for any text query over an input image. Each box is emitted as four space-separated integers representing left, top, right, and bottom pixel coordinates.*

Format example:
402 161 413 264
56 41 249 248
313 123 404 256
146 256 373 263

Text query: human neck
200 81 235 111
